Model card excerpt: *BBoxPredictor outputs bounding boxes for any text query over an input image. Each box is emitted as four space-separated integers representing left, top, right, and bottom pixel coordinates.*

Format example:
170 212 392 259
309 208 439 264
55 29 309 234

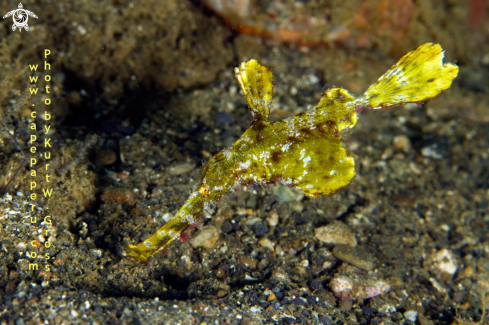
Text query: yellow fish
126 43 458 263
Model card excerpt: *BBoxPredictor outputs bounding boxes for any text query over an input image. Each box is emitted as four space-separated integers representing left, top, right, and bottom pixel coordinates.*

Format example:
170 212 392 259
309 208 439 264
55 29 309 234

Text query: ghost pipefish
126 43 458 263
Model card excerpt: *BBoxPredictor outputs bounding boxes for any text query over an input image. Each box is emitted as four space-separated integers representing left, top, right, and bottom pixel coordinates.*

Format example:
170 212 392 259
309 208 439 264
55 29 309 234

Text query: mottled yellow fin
363 43 459 109
314 88 358 133
234 60 274 121
267 123 356 197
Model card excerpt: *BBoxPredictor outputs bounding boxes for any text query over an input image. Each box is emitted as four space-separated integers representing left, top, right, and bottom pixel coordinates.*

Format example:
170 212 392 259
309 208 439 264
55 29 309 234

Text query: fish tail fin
363 43 459 109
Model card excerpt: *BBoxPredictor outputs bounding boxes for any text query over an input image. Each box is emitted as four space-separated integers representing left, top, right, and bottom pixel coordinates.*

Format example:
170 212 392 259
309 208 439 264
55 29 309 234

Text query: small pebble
240 256 257 269
253 222 269 237
314 221 357 247
291 202 304 213
306 295 317 306
215 269 226 279
421 145 443 159
409 161 421 174
404 310 418 323
379 303 397 313
221 220 239 233
332 245 374 271
16 242 26 251
309 280 323 291
294 297 307 306
418 315 435 325
432 248 458 277
216 289 228 298
168 162 194 176
330 275 390 300
290 86 298 95
257 259 269 270
223 136 236 148
463 266 473 277
482 53 489 66
363 306 375 316
190 226 219 248
381 148 394 160
266 211 279 227
201 150 212 158
392 135 411 152
273 184 304 203
221 221 233 233
281 299 292 305
247 216 261 225
258 237 275 251
282 315 296 324
93 149 117 166
270 268 291 283
429 277 446 293
89 249 102 259
318 315 333 325
216 111 234 126
339 298 352 312
101 188 134 204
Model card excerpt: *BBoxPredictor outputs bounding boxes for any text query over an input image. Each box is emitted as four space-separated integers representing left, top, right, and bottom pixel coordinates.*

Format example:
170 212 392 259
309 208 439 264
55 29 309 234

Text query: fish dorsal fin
313 88 358 134
235 60 274 122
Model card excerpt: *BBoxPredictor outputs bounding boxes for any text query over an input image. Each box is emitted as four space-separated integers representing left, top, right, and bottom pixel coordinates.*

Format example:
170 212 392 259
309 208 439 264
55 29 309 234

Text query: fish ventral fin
234 60 274 121
363 43 459 109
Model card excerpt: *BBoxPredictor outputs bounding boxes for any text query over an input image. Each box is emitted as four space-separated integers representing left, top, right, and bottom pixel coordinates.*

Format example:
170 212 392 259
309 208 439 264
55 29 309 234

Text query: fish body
126 43 458 263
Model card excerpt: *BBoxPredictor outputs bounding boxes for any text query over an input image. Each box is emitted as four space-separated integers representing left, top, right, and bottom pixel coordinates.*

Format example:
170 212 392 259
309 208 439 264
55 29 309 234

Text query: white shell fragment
404 310 418 322
314 221 357 247
330 274 390 300
433 248 458 276
190 225 219 248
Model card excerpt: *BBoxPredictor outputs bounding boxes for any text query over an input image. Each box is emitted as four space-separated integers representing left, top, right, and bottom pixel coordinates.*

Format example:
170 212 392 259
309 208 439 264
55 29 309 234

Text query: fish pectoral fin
235 60 274 122
270 126 356 197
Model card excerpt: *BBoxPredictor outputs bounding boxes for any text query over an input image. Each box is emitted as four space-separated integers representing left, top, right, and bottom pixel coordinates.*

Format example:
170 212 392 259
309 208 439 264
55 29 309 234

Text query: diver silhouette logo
2 3 38 32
